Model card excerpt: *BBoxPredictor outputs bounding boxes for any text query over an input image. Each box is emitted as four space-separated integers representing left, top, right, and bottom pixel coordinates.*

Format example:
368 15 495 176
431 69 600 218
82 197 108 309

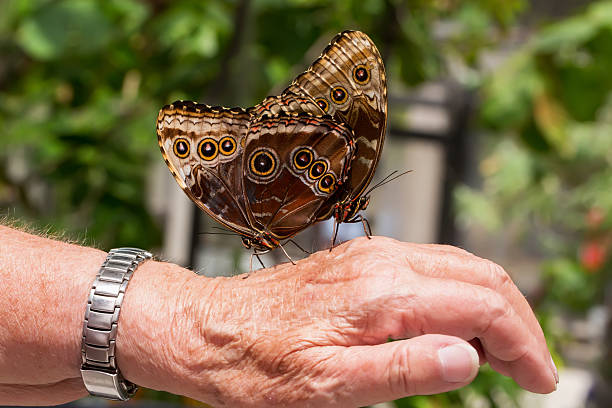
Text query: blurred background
1 0 611 407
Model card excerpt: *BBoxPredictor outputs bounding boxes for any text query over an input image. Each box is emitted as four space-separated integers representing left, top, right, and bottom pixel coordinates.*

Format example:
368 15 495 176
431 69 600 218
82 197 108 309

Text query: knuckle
486 289 509 318
433 243 473 256
484 259 513 290
342 235 373 253
343 235 398 256
476 288 510 334
387 345 416 396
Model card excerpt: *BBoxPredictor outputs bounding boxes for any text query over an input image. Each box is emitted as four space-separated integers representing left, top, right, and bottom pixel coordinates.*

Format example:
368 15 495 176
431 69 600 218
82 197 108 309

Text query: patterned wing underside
249 91 322 118
243 114 355 239
157 101 254 237
284 30 387 199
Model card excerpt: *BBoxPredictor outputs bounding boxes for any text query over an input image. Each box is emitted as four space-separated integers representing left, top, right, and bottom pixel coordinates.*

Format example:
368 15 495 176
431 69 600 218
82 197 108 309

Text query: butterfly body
334 194 370 223
157 30 386 251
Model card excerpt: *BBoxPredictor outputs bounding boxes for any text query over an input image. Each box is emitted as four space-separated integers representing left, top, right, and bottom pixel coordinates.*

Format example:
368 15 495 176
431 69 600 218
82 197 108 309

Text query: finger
468 338 486 366
320 335 479 406
484 348 558 392
402 244 555 377
379 278 556 393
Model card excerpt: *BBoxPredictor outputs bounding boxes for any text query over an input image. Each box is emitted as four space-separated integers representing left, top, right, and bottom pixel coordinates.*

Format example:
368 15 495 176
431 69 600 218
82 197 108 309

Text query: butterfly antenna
364 170 413 196
359 170 398 197
363 170 402 194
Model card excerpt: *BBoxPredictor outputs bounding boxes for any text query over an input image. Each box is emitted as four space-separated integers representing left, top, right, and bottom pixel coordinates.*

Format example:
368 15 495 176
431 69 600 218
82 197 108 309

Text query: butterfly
157 101 355 253
157 30 386 254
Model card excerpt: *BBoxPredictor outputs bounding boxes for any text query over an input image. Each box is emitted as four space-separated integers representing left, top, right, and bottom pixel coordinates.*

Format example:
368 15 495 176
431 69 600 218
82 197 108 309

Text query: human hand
119 236 557 407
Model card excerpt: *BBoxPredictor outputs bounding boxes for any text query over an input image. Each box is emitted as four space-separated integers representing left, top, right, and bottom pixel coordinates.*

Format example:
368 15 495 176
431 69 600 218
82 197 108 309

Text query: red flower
580 241 607 272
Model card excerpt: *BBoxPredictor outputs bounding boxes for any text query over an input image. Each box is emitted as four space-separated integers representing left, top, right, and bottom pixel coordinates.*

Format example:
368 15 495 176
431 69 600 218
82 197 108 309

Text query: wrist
114 259 225 403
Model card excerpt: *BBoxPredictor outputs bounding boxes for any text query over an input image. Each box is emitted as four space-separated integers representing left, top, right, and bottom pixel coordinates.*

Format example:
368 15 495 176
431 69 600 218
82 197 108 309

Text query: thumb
330 334 479 406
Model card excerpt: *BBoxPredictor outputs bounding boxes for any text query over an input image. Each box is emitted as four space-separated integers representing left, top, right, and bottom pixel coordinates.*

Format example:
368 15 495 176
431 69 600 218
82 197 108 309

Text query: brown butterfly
254 30 387 235
157 30 386 253
157 100 355 253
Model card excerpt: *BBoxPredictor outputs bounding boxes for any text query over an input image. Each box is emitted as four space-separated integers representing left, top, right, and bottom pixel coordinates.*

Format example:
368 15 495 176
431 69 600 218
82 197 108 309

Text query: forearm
0 226 105 381
0 225 218 405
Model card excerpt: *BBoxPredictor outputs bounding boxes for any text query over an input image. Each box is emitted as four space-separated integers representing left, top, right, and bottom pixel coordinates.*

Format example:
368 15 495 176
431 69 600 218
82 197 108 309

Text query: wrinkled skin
0 227 557 407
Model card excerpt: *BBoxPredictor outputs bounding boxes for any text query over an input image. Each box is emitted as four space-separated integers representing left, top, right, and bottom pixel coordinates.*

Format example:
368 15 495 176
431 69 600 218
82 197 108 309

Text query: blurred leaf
16 0 112 60
480 53 543 130
532 15 596 53
542 258 598 311
533 90 570 156
455 185 501 231
589 0 612 26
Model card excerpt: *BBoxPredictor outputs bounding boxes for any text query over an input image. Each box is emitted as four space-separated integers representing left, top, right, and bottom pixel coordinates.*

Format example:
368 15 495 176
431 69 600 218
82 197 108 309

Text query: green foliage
460 0 612 354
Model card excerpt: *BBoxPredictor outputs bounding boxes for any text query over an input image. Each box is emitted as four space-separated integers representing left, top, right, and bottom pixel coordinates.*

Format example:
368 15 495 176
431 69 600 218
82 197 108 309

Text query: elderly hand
0 227 556 407
119 236 557 407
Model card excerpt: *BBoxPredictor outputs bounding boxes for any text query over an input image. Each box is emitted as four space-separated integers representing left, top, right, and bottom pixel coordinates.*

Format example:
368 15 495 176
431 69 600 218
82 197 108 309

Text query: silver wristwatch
80 247 152 400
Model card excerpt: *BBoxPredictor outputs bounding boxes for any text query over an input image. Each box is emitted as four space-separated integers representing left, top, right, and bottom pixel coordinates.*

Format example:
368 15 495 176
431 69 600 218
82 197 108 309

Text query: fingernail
438 344 479 383
551 356 559 385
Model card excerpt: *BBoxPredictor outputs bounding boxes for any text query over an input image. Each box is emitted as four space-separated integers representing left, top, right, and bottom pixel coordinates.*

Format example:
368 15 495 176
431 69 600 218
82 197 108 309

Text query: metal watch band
80 247 152 400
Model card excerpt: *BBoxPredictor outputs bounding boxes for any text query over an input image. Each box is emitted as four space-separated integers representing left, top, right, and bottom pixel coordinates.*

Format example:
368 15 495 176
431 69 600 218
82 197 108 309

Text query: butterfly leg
345 215 373 239
361 216 373 238
286 239 312 255
278 242 296 265
329 220 340 252
255 253 266 268
249 250 268 272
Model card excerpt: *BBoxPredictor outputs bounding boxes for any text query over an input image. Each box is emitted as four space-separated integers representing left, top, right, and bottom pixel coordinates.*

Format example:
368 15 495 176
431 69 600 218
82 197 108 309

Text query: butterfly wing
284 30 387 200
249 91 322 118
157 100 254 238
242 113 355 239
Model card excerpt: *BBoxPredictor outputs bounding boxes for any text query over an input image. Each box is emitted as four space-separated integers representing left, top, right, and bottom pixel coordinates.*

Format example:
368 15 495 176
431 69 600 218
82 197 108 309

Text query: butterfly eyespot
219 136 237 156
318 173 336 194
198 138 218 161
315 98 329 112
330 86 348 104
293 148 313 170
173 138 190 158
309 159 328 180
250 149 277 177
353 64 370 85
